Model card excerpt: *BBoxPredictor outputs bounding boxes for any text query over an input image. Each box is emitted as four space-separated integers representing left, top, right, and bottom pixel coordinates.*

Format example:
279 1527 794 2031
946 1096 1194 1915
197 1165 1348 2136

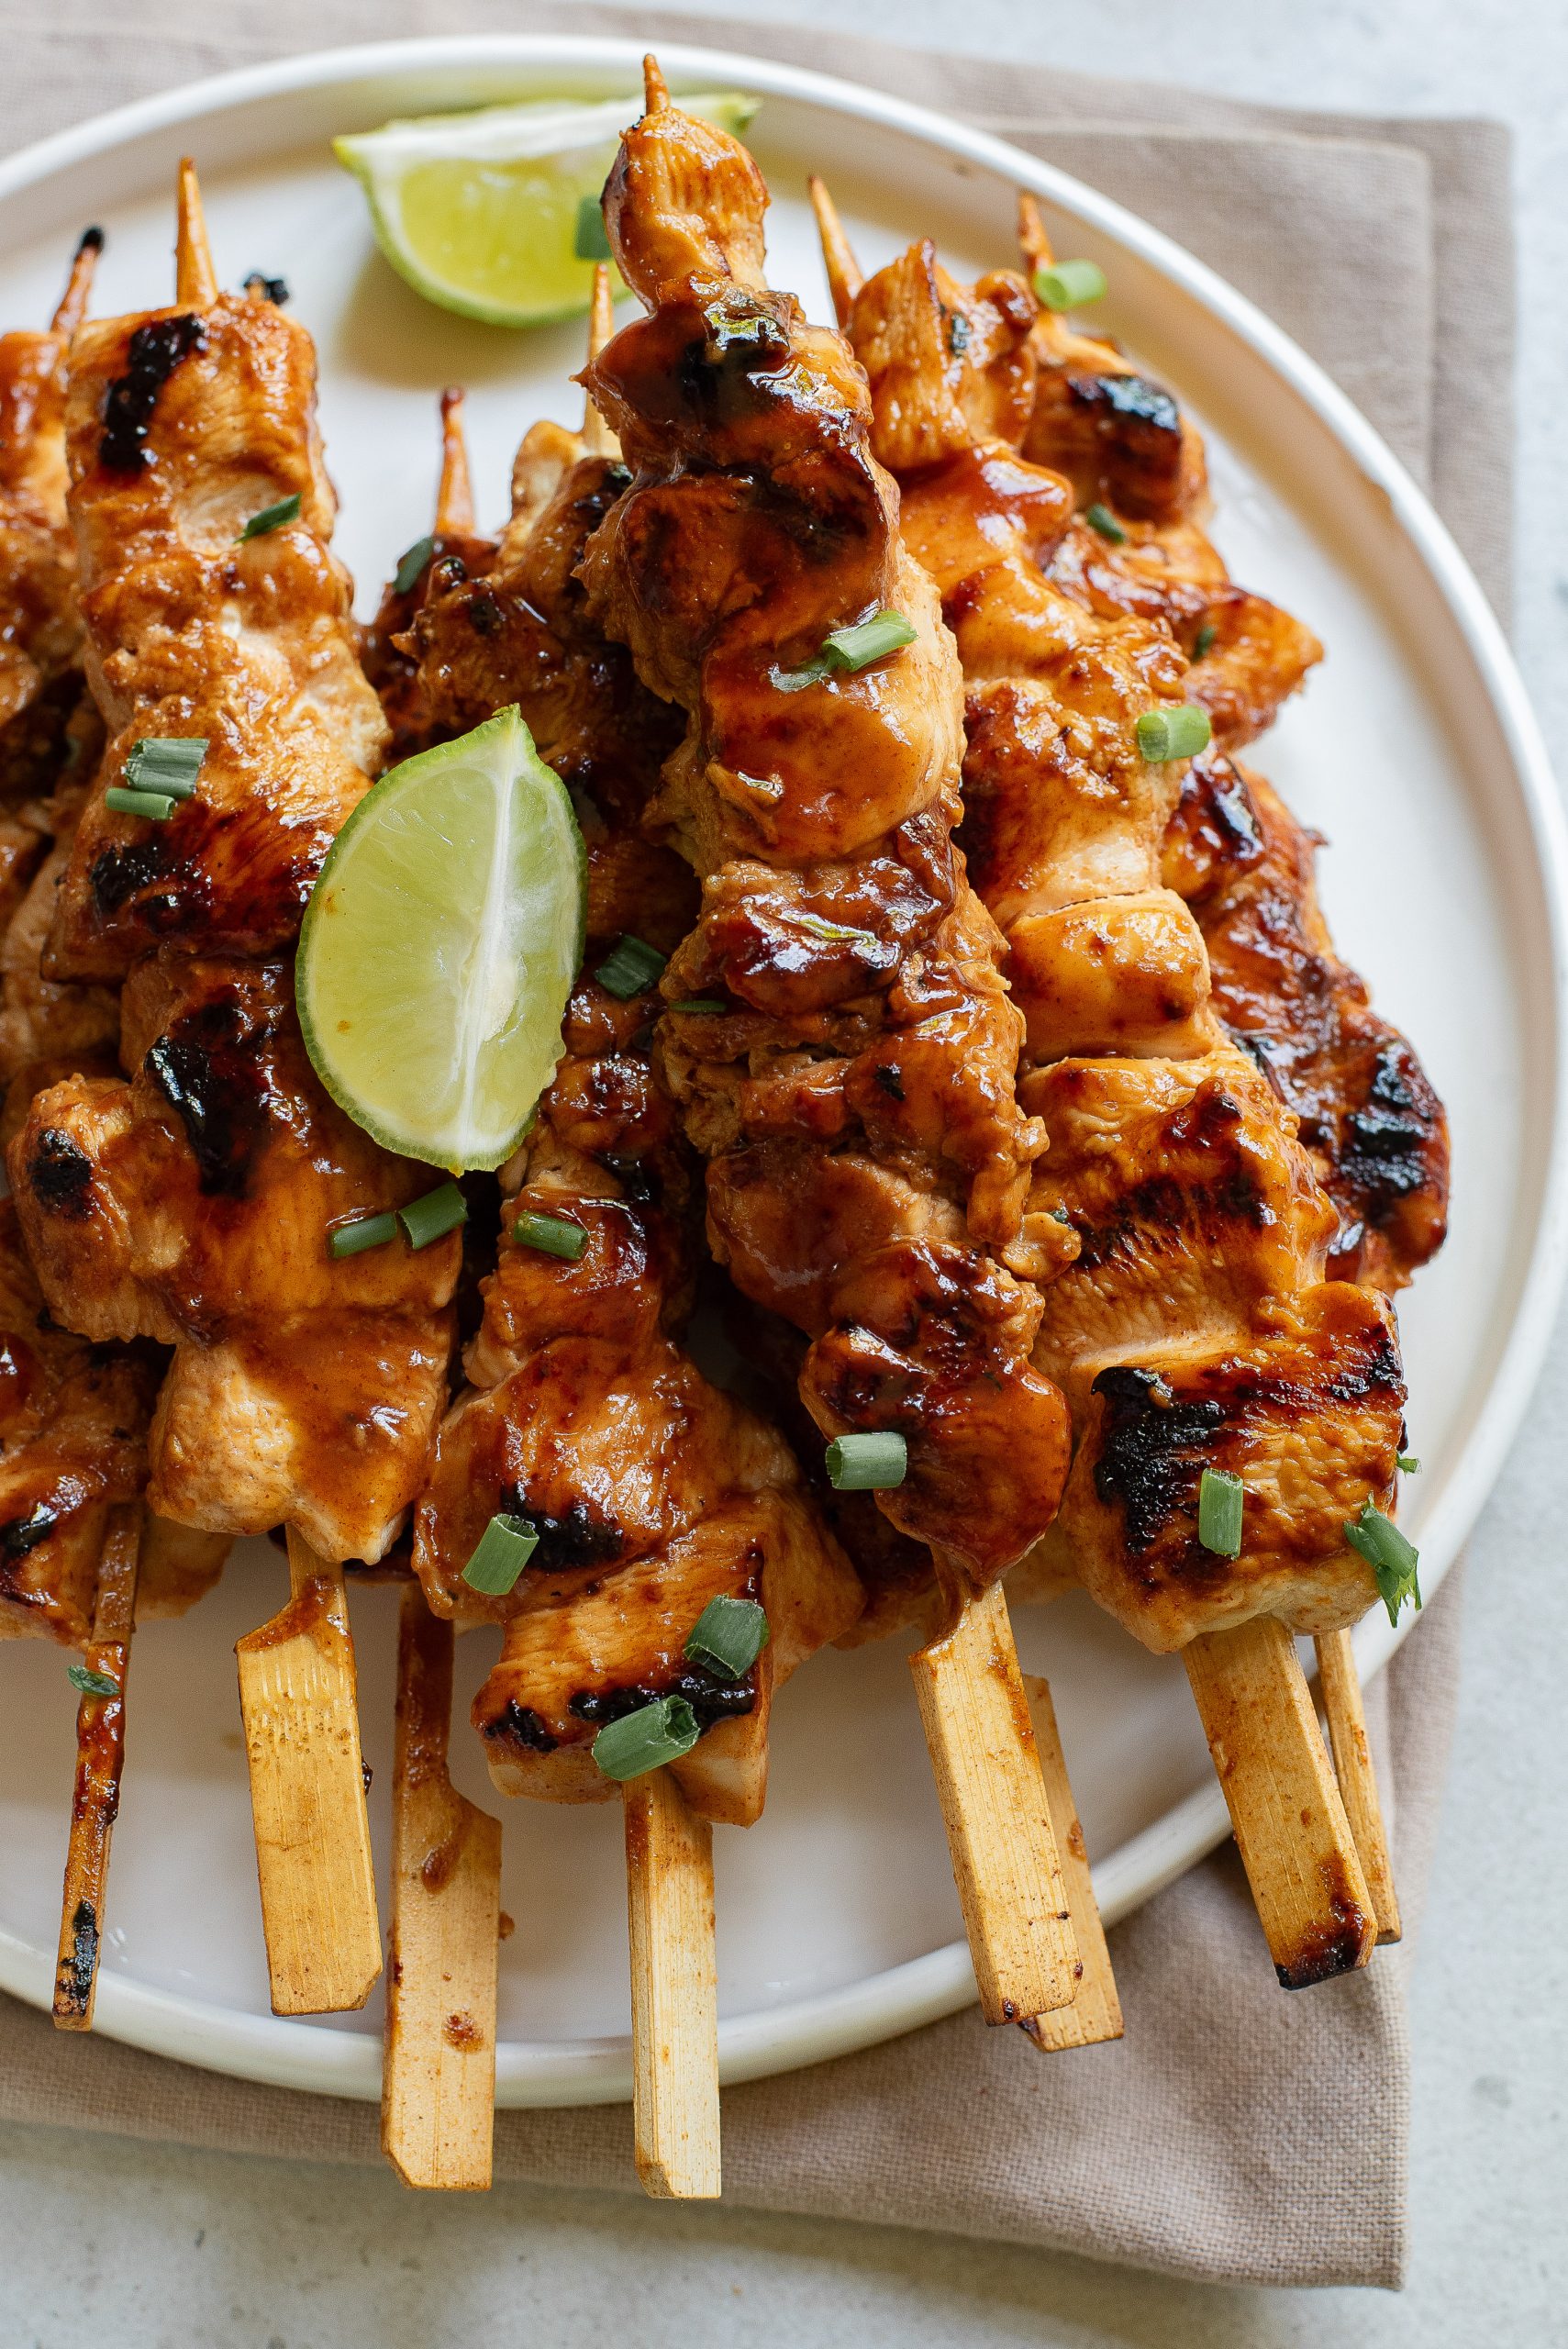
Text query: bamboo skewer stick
175 157 218 308
910 1583 1082 2022
436 385 476 534
50 222 103 342
235 1528 382 2015
624 1768 722 2199
52 1502 141 2029
1315 1629 1401 1943
1184 1616 1375 1986
582 265 619 455
382 1581 503 2189
1018 1675 1122 2051
808 175 862 327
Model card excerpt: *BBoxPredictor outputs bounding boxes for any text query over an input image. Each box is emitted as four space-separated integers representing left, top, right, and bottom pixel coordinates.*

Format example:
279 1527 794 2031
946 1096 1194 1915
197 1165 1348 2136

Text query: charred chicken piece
580 89 1072 1593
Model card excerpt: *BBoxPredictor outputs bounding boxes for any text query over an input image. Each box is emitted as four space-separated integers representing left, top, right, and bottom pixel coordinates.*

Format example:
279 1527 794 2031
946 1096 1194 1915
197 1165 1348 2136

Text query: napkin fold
0 0 1507 2288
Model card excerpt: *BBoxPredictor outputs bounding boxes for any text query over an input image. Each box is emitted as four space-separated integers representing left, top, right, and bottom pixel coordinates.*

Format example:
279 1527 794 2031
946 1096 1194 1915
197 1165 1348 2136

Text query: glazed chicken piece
11 953 457 1562
406 359 861 1822
827 207 1412 1654
0 772 119 1142
1163 752 1449 1290
0 232 99 795
45 251 387 981
580 87 1073 1595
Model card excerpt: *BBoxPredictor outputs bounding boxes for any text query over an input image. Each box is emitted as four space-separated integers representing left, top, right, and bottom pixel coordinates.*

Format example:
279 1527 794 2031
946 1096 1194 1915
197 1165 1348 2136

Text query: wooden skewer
624 1767 721 2199
175 157 217 309
51 223 103 342
235 1528 382 2015
642 51 671 114
52 1501 141 2029
1017 1674 1122 2051
910 1582 1082 2022
581 265 620 455
807 175 863 328
1315 1628 1401 1943
382 1581 503 2189
1184 1616 1375 1986
435 387 476 536
1017 189 1054 283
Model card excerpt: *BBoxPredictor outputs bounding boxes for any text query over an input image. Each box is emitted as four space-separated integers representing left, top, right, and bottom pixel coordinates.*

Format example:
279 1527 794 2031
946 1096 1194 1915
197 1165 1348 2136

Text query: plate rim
1 30 1562 2107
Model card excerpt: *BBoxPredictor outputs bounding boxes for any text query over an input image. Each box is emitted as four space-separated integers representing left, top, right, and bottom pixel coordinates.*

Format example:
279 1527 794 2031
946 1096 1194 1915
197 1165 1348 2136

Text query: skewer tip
806 175 863 329
50 225 104 340
1018 189 1052 278
581 266 621 458
642 54 671 113
175 157 218 309
435 386 476 538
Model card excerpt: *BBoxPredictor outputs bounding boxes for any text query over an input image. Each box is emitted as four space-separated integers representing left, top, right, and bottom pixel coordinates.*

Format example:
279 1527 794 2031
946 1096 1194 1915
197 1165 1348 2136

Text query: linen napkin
0 1 1507 2288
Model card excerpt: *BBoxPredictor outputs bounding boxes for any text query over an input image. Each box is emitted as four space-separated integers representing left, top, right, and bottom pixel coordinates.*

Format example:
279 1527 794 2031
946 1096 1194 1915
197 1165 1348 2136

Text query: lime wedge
333 90 760 328
297 707 584 1172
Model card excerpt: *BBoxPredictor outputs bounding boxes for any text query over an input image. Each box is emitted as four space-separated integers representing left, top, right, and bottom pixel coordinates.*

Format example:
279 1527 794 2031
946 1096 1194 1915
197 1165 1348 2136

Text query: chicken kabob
1 228 234 2029
381 281 862 2195
811 191 1418 1985
577 63 1109 2043
988 195 1446 1937
9 163 465 2018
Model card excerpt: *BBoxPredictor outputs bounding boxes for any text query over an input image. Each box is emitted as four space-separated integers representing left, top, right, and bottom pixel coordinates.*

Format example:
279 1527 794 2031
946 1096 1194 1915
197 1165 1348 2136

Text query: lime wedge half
297 707 584 1172
334 90 760 328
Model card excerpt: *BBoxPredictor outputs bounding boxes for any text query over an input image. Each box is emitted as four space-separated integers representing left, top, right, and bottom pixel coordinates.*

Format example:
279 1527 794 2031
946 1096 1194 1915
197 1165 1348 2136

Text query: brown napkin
0 2 1506 2288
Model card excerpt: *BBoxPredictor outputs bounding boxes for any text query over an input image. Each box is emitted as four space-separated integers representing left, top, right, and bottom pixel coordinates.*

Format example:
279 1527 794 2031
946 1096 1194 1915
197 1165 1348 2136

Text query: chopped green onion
238 491 302 541
574 194 613 262
772 608 917 693
513 1210 586 1263
1084 501 1128 544
825 1431 908 1491
592 1694 701 1781
1396 1453 1420 1475
1193 620 1218 660
1137 705 1212 763
328 1210 398 1259
393 535 436 596
104 787 175 821
461 1512 539 1596
670 998 727 1015
68 1664 119 1698
397 1181 467 1250
1344 1499 1421 1627
1034 258 1107 312
595 933 666 998
125 736 207 797
684 1595 769 1679
1197 1467 1244 1558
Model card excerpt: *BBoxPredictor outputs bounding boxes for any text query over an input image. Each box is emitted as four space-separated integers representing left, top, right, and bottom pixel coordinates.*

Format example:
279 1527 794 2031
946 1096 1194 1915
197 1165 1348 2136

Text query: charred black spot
90 838 166 916
26 1130 93 1219
467 592 503 637
1090 1364 1222 1554
243 272 290 305
603 1154 656 1206
0 1504 57 1558
54 1898 98 2017
100 311 205 470
1274 1857 1370 1987
568 1663 756 1733
482 1701 557 1753
498 1489 625 1572
1068 370 1181 435
1341 1044 1440 1218
143 994 275 1195
873 1063 906 1102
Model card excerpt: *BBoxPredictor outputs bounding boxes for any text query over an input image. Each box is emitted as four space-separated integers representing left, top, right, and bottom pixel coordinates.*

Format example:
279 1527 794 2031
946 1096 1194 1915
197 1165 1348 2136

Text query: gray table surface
6 1 1566 2340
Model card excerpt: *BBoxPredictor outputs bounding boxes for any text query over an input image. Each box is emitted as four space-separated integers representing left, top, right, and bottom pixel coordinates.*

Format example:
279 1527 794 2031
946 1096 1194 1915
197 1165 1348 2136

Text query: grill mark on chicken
142 985 278 1196
26 1125 93 1215
98 311 205 471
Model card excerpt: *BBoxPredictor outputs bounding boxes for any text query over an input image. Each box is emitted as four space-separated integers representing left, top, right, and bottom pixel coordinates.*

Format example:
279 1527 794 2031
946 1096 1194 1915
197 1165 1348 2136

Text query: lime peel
333 90 760 328
297 707 585 1173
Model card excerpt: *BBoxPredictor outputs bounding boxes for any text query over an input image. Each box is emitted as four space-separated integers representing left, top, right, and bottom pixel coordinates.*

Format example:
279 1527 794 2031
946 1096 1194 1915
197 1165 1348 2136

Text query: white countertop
4 1 1565 2340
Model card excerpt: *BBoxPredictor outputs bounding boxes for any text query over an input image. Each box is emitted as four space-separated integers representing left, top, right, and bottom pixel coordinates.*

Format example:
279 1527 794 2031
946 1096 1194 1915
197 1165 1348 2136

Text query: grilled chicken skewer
7 163 467 2012
405 284 861 2193
577 63 1101 2031
811 183 1423 1979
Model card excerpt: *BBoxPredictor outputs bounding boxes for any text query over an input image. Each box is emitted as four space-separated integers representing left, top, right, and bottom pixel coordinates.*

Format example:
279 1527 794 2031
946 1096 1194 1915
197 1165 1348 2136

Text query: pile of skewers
0 61 1447 2201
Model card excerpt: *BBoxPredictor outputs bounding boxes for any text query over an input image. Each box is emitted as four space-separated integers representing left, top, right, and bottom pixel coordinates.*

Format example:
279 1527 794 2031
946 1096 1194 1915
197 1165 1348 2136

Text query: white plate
0 37 1562 2108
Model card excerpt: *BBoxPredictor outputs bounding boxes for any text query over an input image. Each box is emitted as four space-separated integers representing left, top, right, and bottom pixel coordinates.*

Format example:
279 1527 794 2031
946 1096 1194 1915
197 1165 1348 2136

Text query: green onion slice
574 194 613 262
1084 501 1128 544
1197 1467 1244 1558
461 1511 539 1596
684 1595 769 1679
125 736 207 798
1344 1499 1421 1627
238 491 302 541
397 1181 467 1250
772 608 917 693
1193 620 1218 660
513 1209 586 1262
1396 1453 1420 1475
670 998 727 1015
1034 258 1107 312
1137 705 1212 763
825 1431 908 1491
595 933 666 998
68 1663 120 1698
592 1694 702 1781
393 534 436 596
328 1210 398 1259
105 787 175 821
